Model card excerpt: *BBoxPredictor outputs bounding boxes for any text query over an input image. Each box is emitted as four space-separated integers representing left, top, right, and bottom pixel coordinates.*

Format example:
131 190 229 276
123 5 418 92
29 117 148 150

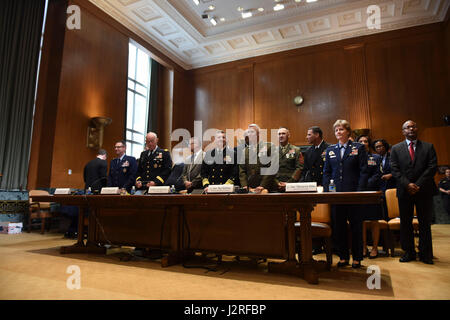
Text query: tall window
126 41 151 159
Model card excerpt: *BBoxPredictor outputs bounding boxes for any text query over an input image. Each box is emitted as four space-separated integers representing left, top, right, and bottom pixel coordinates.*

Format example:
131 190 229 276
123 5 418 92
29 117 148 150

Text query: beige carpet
1 225 449 300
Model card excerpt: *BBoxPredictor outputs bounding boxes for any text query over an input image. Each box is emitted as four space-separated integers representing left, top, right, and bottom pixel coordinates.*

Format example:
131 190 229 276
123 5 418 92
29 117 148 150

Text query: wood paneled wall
28 3 449 190
187 23 449 157
28 0 184 189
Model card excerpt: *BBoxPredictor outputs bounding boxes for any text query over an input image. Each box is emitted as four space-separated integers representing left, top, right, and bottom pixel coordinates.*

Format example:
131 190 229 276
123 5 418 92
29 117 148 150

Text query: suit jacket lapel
335 144 341 162
280 144 290 158
342 141 352 160
413 140 421 166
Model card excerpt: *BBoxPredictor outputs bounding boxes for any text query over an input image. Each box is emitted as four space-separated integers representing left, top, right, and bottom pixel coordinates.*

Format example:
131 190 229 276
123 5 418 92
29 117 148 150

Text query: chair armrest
29 202 41 212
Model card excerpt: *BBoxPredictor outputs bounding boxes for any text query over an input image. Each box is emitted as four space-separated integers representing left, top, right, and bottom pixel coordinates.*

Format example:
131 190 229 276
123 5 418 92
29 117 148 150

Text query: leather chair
295 204 332 270
385 188 419 257
28 190 55 234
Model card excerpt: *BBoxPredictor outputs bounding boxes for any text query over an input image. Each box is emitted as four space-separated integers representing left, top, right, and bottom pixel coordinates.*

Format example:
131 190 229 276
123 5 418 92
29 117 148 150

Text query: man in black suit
390 120 438 264
300 126 329 185
83 149 108 192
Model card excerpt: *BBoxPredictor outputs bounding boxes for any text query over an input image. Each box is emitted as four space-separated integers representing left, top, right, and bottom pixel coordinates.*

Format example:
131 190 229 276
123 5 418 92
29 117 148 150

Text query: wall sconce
353 128 370 139
87 116 112 149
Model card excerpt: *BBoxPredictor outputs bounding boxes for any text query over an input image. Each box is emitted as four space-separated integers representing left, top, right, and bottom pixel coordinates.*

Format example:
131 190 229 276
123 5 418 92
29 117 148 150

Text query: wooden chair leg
40 217 45 234
324 237 332 271
389 230 395 257
382 229 389 256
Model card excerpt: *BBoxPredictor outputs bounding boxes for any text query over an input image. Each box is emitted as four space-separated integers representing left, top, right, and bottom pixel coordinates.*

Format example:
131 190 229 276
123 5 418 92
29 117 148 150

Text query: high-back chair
385 188 419 257
295 204 332 270
28 190 54 234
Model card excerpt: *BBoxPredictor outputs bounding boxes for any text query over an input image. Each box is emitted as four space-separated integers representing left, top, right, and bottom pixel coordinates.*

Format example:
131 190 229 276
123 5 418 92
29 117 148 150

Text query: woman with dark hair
358 135 383 258
323 120 368 268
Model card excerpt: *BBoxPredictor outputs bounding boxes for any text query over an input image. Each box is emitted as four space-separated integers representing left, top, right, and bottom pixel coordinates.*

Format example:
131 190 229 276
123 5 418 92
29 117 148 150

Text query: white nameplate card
285 182 317 193
100 187 120 195
207 184 234 194
54 188 71 195
148 186 171 194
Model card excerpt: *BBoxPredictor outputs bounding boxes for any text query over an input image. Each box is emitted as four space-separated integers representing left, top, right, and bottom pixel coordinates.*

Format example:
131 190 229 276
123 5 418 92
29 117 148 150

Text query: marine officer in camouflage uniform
239 124 277 193
201 130 238 191
275 127 303 191
135 132 172 190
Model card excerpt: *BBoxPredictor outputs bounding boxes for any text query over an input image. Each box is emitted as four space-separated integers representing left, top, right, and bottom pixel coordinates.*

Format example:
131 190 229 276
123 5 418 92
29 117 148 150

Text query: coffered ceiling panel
90 0 449 69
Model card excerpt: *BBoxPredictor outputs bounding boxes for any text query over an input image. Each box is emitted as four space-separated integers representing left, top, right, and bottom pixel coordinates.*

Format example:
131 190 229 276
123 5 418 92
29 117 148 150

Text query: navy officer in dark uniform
201 130 238 191
323 120 368 268
300 126 329 185
135 132 172 190
107 140 138 193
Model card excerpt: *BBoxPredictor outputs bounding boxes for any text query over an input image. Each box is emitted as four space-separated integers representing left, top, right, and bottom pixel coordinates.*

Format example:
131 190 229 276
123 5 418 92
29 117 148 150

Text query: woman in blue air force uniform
357 135 383 259
323 120 368 268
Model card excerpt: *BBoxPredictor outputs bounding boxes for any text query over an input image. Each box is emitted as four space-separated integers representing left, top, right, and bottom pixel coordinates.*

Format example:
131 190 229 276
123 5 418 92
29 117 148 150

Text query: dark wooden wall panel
29 0 188 189
366 31 449 145
253 48 350 144
50 3 129 188
185 23 449 152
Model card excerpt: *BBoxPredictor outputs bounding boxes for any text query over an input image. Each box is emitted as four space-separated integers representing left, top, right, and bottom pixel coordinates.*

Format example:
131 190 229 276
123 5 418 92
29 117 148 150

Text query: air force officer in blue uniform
323 120 368 268
107 140 138 193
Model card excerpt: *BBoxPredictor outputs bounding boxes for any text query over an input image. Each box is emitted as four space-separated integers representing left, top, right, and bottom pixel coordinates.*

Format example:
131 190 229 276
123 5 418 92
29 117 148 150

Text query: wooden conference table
33 192 382 284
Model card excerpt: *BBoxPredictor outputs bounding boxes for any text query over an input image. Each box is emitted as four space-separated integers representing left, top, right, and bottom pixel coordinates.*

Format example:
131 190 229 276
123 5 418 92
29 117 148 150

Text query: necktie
409 142 415 162
340 145 345 158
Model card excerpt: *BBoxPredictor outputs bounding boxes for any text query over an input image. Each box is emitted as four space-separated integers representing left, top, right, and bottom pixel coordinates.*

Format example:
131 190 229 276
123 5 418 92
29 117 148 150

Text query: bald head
401 120 418 141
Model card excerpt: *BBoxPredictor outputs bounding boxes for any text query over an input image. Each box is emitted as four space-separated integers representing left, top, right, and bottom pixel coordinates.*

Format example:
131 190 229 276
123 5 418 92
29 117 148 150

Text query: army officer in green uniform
239 124 277 193
274 127 303 191
135 132 172 190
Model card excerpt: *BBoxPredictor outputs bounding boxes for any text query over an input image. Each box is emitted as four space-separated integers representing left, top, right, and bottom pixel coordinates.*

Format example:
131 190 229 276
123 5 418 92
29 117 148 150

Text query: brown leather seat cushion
388 217 419 231
295 222 331 238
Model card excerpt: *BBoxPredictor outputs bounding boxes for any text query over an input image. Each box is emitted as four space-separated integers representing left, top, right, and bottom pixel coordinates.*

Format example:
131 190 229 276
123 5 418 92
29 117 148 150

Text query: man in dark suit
107 140 138 193
135 132 172 190
300 126 329 185
390 120 438 264
83 149 108 192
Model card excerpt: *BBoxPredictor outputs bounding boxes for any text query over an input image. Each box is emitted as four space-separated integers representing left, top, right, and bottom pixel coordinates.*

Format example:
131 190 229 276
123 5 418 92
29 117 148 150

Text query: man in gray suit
390 120 438 264
181 137 203 192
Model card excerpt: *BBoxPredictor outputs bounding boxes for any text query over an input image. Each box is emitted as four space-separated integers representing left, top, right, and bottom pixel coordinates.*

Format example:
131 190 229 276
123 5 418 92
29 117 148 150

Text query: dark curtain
147 59 159 133
0 0 46 189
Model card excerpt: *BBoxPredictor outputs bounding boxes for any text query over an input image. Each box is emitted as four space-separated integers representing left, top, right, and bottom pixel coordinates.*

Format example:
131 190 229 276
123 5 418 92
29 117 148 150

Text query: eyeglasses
114 145 125 149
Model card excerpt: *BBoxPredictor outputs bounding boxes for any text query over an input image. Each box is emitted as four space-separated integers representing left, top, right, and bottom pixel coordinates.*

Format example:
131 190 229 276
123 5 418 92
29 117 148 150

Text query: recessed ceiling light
295 0 302 2
208 5 215 11
258 8 264 12
237 7 244 12
192 0 199 6
274 4 285 11
242 11 253 19
220 17 226 22
210 17 217 26
306 0 318 2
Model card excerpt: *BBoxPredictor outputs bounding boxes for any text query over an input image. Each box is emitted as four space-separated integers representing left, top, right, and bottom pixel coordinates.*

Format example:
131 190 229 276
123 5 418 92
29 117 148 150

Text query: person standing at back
323 119 368 268
83 149 108 193
300 126 329 185
390 120 438 264
107 140 138 193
